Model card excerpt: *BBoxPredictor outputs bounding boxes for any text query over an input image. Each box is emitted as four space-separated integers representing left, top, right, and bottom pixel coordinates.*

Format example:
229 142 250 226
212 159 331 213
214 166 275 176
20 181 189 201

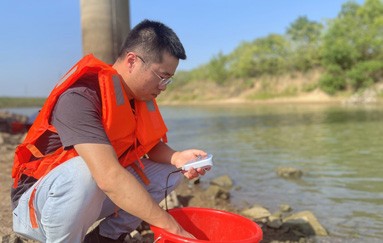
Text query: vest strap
26 144 44 158
28 150 71 228
28 182 40 228
130 162 150 185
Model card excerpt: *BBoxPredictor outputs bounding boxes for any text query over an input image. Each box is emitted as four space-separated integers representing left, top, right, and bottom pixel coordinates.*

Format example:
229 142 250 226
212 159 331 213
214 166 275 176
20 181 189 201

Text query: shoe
83 226 129 243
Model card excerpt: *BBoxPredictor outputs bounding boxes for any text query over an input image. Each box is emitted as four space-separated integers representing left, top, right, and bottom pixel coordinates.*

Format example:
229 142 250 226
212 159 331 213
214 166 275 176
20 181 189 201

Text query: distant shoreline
2 89 382 109
0 97 46 109
159 92 383 106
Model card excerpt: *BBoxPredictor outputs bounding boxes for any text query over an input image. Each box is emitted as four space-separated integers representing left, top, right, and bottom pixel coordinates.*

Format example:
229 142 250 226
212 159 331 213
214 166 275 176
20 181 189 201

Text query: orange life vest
12 54 168 188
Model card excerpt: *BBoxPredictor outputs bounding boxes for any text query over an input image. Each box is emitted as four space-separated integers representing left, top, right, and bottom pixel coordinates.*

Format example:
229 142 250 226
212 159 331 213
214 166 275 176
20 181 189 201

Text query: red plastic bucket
150 207 263 243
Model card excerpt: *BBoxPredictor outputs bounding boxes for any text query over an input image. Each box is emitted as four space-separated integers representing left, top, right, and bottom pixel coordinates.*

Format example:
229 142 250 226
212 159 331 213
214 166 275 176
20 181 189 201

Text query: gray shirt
11 76 110 208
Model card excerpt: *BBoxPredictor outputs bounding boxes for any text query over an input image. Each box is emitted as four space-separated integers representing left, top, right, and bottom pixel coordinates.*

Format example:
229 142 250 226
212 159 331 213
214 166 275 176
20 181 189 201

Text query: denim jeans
13 156 182 243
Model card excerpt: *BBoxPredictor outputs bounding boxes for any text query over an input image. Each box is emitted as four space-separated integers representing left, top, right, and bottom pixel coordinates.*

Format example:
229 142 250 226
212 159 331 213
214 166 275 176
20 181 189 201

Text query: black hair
118 19 186 63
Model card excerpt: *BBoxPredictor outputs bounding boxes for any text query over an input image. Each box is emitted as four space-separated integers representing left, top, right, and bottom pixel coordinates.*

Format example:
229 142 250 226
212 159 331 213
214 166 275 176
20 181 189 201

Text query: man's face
127 52 179 101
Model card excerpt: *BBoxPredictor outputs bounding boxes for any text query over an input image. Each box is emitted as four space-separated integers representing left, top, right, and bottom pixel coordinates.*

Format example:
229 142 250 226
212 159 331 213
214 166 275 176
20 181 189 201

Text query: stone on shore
276 166 303 179
210 174 233 187
283 210 328 236
241 204 271 221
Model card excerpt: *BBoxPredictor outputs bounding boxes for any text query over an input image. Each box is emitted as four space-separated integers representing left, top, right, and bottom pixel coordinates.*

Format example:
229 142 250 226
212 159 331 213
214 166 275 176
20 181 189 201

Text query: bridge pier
80 0 130 63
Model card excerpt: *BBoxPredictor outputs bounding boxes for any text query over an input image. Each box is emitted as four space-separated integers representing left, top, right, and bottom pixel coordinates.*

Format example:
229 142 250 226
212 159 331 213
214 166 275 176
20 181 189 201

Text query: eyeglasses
136 55 173 88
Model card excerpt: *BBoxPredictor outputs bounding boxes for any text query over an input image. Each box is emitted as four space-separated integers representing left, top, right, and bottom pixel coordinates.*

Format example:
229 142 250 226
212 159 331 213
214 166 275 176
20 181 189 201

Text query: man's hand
171 149 209 179
161 214 197 239
146 142 210 179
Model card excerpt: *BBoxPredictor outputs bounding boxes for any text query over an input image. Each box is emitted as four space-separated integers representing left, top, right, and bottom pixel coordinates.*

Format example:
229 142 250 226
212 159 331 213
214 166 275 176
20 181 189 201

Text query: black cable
164 168 182 212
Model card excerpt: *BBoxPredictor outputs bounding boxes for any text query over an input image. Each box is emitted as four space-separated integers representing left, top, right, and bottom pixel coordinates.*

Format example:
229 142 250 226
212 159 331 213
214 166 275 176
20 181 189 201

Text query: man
11 19 208 242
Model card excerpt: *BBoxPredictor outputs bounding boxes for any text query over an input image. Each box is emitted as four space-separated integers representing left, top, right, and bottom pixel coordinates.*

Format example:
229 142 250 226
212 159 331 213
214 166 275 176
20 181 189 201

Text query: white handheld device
181 154 213 171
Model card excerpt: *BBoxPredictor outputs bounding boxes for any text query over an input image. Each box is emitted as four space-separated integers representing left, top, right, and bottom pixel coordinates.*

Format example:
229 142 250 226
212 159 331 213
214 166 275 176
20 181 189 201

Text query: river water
160 103 383 242
3 103 383 241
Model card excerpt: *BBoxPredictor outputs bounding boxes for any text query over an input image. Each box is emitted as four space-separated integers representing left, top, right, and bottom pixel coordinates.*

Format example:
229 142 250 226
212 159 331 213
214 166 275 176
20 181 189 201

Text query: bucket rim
150 207 263 243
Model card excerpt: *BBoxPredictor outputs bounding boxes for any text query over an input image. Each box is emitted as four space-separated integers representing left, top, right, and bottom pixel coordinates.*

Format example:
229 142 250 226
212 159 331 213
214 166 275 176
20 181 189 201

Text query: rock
267 214 283 229
276 167 303 179
188 178 200 188
241 204 271 220
139 230 154 243
159 191 180 210
129 230 143 242
279 204 293 212
283 210 328 236
204 185 230 200
210 174 233 187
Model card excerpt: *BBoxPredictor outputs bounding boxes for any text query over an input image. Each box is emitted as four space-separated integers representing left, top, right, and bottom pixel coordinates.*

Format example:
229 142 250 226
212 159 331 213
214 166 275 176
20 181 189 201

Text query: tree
205 52 229 84
286 16 323 72
228 34 290 78
320 0 383 92
287 16 323 44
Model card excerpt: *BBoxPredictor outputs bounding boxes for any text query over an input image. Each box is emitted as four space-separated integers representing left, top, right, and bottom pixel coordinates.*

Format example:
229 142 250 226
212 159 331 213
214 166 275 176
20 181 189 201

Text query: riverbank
0 131 358 243
2 82 383 109
0 97 45 109
158 87 383 106
1 93 381 242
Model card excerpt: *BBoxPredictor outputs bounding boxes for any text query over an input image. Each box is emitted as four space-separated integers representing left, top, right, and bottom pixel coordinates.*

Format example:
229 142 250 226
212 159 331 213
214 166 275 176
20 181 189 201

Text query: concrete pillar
80 0 130 64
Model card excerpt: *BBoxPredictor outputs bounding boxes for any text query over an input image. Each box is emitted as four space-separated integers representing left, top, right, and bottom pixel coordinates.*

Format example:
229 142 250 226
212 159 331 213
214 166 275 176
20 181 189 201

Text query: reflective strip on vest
146 100 155 111
112 74 125 106
56 65 78 87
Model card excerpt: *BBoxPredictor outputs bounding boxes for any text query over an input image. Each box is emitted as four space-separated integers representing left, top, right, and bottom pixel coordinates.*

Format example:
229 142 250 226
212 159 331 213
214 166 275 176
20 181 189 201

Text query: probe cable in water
164 154 214 211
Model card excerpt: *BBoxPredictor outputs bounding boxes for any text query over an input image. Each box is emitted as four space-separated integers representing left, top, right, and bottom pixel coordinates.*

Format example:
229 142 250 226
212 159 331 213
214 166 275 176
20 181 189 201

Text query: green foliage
205 52 229 85
320 0 383 93
174 0 383 98
319 73 347 95
229 34 291 78
321 38 359 70
227 41 258 78
347 60 383 89
319 64 347 94
287 16 323 44
286 16 324 72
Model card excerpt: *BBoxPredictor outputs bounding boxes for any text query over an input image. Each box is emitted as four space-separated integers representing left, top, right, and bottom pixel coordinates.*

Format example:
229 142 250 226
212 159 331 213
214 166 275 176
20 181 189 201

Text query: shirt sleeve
51 83 111 148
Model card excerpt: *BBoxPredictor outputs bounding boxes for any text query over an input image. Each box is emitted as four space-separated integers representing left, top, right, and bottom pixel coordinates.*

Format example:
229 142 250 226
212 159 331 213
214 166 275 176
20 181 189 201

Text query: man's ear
125 52 137 70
